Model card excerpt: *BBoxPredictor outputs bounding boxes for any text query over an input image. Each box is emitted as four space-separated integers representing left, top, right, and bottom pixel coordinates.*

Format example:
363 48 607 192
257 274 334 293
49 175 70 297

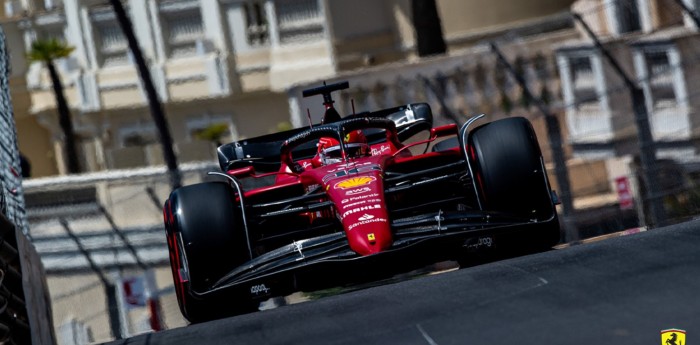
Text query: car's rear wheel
458 117 559 265
164 182 258 322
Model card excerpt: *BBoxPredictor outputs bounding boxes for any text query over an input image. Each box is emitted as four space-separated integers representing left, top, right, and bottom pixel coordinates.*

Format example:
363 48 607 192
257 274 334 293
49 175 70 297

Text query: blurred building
0 0 574 178
0 0 615 343
555 0 700 228
557 0 700 160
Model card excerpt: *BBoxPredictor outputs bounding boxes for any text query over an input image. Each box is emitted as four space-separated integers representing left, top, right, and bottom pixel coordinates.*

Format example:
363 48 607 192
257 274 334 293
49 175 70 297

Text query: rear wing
217 103 433 172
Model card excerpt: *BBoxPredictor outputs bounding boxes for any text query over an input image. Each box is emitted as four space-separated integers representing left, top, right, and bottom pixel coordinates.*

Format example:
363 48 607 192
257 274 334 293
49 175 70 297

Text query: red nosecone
312 158 393 256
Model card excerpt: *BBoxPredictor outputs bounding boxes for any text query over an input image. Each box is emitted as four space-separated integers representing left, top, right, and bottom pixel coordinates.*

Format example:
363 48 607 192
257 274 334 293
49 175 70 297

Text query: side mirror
227 166 255 178
430 124 458 138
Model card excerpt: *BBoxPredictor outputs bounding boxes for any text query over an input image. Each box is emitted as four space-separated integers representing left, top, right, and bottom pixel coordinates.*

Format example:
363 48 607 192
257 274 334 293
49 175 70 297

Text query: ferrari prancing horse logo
661 329 685 345
334 176 376 189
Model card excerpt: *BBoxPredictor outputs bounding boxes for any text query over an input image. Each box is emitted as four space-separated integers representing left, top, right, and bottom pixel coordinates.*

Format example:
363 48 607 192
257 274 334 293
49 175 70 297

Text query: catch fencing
22 163 223 343
289 0 700 240
0 27 55 344
20 1 700 343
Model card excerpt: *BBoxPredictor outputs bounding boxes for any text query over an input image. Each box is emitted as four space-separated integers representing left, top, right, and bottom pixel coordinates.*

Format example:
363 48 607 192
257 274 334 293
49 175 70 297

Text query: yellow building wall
15 115 59 177
437 0 576 38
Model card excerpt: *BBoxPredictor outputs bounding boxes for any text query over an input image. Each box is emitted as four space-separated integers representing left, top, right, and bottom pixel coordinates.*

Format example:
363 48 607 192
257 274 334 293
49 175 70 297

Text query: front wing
188 211 557 303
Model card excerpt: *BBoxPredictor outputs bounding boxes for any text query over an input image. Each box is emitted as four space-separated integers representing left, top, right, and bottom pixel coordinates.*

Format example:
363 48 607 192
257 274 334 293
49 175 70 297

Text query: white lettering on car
343 200 366 209
349 193 379 201
342 204 381 218
342 199 382 209
348 218 388 230
250 284 271 296
464 236 495 250
358 214 374 221
371 145 391 156
345 187 372 196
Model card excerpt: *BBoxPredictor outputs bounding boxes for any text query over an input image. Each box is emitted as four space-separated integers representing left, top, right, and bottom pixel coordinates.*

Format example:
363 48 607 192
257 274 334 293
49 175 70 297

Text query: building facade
0 0 576 178
554 0 700 228
557 0 700 161
0 0 595 343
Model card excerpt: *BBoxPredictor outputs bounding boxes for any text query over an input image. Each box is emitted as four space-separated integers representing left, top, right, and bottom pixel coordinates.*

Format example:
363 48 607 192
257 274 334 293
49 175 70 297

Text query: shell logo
334 176 376 189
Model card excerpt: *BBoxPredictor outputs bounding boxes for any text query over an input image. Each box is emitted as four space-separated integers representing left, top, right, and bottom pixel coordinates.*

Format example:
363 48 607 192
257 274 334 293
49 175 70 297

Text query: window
59 318 93 345
613 0 641 34
644 50 676 108
569 56 598 109
43 0 63 10
37 25 65 42
119 125 157 148
604 0 646 35
243 1 268 46
90 7 129 67
275 0 324 44
160 5 204 58
634 43 689 139
95 22 129 67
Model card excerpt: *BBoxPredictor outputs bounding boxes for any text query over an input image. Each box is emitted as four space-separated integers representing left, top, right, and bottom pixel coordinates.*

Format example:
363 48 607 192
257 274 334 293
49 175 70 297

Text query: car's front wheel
458 117 560 265
164 182 258 322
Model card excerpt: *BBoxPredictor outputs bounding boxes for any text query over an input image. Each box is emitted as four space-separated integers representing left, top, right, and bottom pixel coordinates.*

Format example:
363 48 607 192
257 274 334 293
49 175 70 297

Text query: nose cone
348 226 392 255
339 201 393 256
323 169 393 256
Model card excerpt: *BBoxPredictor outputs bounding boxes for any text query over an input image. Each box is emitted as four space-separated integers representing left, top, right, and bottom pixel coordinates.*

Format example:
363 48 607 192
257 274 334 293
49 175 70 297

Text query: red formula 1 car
163 81 560 323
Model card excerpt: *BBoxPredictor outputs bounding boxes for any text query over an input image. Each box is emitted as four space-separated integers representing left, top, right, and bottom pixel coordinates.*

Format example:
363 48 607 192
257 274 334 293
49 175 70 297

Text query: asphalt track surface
107 220 700 345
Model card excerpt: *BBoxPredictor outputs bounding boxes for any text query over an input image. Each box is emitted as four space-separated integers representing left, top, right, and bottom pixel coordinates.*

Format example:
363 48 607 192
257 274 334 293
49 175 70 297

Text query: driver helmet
318 130 369 165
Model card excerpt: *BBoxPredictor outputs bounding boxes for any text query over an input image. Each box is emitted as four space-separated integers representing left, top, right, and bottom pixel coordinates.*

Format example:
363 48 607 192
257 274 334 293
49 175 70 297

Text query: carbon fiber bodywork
195 214 557 304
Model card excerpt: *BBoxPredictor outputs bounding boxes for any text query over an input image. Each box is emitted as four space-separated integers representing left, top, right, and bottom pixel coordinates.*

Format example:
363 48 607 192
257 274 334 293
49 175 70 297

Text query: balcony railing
275 0 324 44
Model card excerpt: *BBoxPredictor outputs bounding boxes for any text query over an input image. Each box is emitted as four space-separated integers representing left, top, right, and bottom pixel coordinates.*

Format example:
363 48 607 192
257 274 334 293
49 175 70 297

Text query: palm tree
109 0 181 189
194 123 230 147
27 39 81 174
411 0 447 57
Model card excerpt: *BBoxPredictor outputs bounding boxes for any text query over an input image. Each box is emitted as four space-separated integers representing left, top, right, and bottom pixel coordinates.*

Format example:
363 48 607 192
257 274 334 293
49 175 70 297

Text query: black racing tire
461 117 560 262
164 182 257 323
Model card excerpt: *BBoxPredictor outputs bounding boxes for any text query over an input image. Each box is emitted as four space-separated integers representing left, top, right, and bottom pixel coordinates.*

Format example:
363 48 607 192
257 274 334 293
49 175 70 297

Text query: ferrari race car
163 81 560 323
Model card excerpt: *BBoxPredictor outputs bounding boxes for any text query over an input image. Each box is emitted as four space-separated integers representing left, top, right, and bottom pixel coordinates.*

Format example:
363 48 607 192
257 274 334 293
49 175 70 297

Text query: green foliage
27 38 75 63
276 121 293 132
194 123 229 144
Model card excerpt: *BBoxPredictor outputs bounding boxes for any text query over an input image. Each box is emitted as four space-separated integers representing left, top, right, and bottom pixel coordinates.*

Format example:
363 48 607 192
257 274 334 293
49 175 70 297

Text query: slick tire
165 182 257 323
465 117 560 258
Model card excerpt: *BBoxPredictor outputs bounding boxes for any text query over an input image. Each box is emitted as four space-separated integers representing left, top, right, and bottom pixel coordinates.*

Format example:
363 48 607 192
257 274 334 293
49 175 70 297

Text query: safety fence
288 0 700 241
22 162 222 343
18 1 700 343
0 26 56 344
